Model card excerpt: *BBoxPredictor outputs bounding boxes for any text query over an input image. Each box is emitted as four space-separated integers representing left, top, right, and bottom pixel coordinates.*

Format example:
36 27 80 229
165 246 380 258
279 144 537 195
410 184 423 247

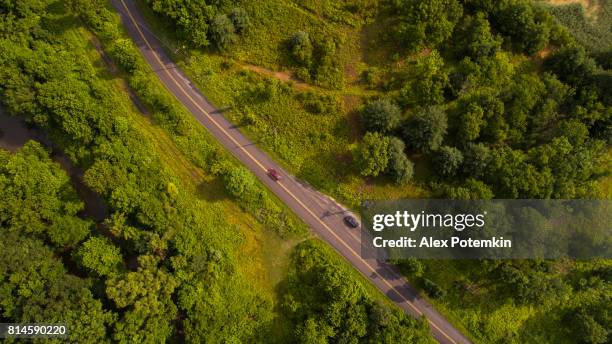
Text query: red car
267 168 282 181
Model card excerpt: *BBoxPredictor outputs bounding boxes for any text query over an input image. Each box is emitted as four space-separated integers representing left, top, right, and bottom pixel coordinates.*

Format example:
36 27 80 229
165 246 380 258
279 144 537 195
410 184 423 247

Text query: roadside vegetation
0 0 435 342
137 0 611 342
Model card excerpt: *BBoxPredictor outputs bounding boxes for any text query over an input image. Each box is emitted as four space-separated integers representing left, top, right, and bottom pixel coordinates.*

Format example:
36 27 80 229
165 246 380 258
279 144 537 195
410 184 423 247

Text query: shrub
290 31 313 66
229 8 250 33
423 278 445 298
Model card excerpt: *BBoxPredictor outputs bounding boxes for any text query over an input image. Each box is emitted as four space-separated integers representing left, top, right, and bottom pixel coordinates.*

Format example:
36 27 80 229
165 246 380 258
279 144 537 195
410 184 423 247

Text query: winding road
111 1 472 343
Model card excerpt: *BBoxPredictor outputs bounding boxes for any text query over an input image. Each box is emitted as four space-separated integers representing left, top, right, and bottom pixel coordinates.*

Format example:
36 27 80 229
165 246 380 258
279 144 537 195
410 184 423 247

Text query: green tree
210 14 235 51
392 0 463 51
106 255 177 343
223 166 255 198
387 137 414 185
361 98 402 133
462 143 490 178
356 132 391 177
454 12 502 60
459 102 485 141
434 146 463 177
403 106 448 153
401 50 449 106
0 142 91 247
74 236 123 277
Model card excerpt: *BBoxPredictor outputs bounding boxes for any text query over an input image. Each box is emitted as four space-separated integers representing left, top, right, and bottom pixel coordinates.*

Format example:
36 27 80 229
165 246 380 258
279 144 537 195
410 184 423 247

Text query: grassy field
135 0 430 209
543 0 612 52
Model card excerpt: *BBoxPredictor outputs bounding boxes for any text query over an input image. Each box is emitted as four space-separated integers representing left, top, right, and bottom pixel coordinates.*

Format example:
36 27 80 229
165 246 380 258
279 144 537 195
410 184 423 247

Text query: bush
229 8 250 33
423 278 445 298
290 31 313 66
296 91 340 115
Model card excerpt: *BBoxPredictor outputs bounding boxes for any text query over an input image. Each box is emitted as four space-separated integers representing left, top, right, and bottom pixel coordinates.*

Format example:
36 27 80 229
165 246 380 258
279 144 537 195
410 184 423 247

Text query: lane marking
117 2 459 342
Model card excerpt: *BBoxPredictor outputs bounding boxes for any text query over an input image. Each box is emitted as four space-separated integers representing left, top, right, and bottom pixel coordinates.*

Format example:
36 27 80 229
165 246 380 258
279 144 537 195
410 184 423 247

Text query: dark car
267 168 282 181
343 215 359 228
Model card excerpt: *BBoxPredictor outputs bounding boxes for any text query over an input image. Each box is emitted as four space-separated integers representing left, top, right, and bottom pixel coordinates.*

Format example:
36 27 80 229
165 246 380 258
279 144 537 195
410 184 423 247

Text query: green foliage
230 7 250 33
106 255 178 343
361 98 402 134
210 14 236 52
356 132 391 177
422 278 445 298
147 0 214 48
296 91 340 115
395 258 424 277
493 0 552 54
387 137 414 185
392 0 463 51
0 142 91 247
453 12 502 60
223 165 256 198
434 146 463 177
283 240 433 343
74 236 123 277
403 106 448 154
109 38 140 73
0 232 115 343
290 31 313 66
400 51 449 106
288 31 344 89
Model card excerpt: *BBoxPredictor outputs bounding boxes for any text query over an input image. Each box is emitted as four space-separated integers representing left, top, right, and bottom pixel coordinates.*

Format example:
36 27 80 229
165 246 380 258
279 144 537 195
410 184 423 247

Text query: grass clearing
135 0 429 209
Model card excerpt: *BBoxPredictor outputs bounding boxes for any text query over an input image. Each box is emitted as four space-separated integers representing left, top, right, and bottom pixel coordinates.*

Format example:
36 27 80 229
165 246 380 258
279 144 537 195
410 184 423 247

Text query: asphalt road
111 1 472 343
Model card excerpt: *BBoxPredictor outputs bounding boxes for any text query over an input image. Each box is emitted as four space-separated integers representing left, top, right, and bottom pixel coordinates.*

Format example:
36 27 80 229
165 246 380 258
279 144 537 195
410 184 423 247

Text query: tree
223 166 255 198
74 236 123 277
290 31 313 66
230 7 250 33
454 12 502 60
445 179 494 199
392 0 463 51
210 14 235 51
545 46 597 86
356 132 391 177
361 98 402 133
106 255 177 343
434 146 463 177
401 50 449 106
462 143 490 178
492 0 552 54
0 141 91 247
387 137 414 185
458 102 485 142
148 0 214 48
403 106 448 153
